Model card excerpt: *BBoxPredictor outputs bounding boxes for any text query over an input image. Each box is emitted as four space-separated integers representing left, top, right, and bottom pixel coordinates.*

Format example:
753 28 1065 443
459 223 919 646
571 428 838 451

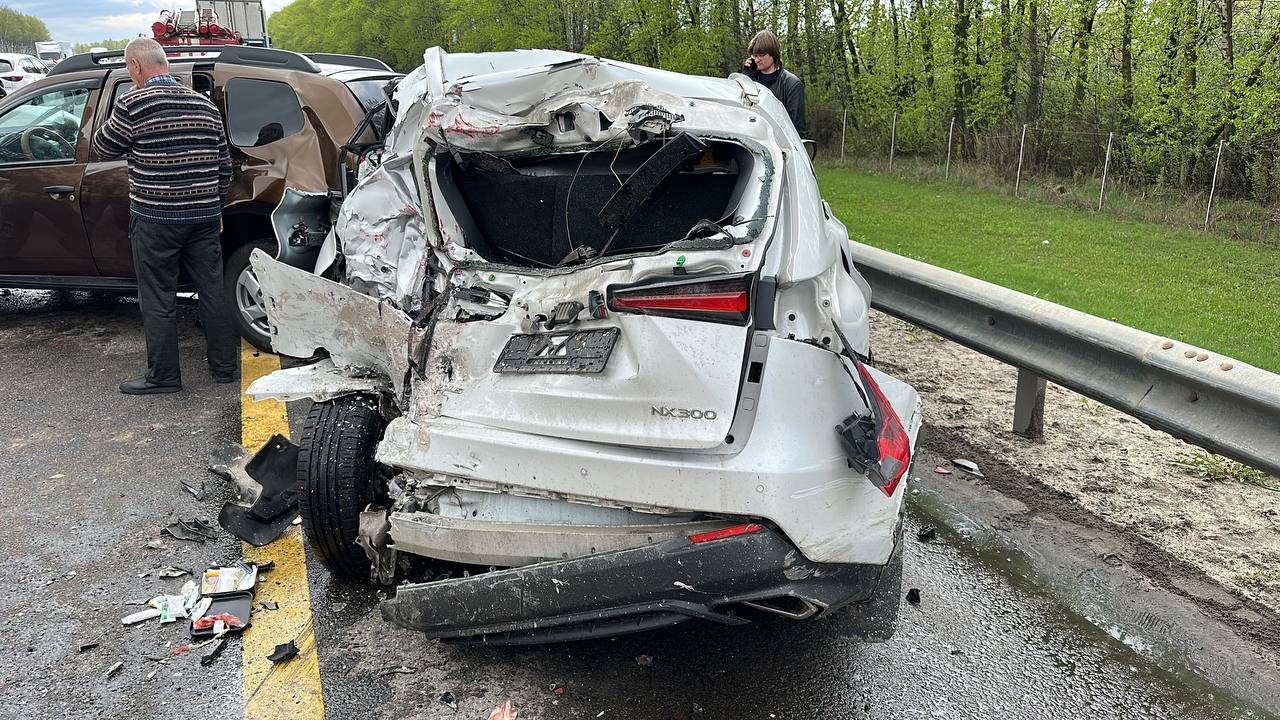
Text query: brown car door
80 69 197 278
0 79 96 276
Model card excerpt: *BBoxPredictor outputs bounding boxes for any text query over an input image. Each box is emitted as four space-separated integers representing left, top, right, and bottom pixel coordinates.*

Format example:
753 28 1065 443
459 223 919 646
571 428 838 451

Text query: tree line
0 5 49 54
269 0 1280 203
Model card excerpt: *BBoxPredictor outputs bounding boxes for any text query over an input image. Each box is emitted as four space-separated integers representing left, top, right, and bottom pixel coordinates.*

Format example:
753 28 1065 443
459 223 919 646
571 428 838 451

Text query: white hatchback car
0 54 49 98
249 48 923 645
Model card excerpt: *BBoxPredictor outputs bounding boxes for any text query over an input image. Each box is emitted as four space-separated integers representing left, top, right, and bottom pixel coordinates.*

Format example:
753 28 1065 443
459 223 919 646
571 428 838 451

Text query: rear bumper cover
380 525 900 644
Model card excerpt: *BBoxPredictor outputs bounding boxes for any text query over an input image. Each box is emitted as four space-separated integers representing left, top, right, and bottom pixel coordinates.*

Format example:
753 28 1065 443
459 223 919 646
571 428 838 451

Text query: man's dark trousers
130 217 238 386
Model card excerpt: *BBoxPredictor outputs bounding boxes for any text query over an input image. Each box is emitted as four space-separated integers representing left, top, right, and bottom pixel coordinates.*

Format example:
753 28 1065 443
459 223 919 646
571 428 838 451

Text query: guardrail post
1012 368 1047 439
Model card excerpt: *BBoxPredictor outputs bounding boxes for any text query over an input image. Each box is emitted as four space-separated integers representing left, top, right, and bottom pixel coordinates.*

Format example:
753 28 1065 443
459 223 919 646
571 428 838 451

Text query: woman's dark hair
748 30 782 65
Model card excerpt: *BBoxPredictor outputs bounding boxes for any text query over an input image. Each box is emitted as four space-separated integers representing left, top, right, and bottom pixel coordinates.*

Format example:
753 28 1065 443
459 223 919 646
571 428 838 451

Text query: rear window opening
434 137 755 268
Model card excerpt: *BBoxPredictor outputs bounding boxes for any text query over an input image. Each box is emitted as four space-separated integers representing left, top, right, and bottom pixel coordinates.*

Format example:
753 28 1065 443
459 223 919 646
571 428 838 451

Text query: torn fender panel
246 358 390 403
250 251 421 399
336 154 431 311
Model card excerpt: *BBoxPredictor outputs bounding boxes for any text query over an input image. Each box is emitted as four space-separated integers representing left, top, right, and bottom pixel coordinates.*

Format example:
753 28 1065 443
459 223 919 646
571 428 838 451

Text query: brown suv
0 46 398 350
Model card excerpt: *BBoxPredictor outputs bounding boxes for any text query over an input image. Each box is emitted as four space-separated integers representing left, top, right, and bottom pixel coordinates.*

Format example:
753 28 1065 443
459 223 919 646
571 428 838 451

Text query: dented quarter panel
250 251 420 398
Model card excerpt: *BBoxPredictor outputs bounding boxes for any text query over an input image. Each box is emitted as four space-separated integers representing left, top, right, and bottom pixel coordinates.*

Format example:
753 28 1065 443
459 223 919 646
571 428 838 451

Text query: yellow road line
239 340 326 720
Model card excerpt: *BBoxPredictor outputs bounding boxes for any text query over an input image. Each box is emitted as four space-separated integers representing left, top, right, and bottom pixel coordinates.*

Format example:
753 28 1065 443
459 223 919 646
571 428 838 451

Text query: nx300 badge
651 406 718 420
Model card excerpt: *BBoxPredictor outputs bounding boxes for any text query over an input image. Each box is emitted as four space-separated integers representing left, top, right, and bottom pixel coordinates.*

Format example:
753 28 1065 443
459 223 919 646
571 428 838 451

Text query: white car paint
249 47 921 569
0 54 49 96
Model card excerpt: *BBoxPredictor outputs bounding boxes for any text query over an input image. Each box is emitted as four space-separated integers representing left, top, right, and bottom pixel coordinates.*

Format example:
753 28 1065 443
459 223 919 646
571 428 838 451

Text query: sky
16 0 294 45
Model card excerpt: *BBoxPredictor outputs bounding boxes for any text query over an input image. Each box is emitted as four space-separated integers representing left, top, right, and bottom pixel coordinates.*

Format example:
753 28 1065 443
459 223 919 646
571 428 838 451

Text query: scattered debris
200 563 258 594
951 458 984 477
487 700 519 720
438 691 458 710
49 473 66 480
144 539 166 550
156 566 192 579
102 661 124 680
906 588 922 606
378 665 415 676
259 601 278 611
79 639 99 652
63 570 77 580
200 637 228 667
917 526 937 542
933 466 952 475
552 685 566 696
163 518 219 543
268 641 299 664
192 613 245 631
180 479 208 502
635 654 653 667
217 435 301 546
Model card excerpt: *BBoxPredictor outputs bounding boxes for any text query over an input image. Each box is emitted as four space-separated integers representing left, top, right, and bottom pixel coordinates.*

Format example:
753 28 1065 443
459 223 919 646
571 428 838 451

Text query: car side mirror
802 139 817 161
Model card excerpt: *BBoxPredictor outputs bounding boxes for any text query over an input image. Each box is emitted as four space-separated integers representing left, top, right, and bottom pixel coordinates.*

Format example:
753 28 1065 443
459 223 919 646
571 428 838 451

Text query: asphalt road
0 289 1275 720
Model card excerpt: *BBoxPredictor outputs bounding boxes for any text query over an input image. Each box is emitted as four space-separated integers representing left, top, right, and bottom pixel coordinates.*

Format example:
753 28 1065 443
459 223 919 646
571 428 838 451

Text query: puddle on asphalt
907 492 1278 719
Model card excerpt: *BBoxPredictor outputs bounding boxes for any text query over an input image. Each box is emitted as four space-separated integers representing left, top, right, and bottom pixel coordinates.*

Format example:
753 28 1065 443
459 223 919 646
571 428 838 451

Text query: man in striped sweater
93 37 238 395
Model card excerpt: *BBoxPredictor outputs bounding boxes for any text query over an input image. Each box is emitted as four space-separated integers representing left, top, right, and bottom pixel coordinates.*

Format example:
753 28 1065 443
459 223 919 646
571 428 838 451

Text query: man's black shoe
212 372 236 384
120 378 182 395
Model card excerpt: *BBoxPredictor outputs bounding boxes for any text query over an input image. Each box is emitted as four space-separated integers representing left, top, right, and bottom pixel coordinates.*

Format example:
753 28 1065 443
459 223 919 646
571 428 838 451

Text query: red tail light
608 274 752 325
689 523 763 544
836 361 912 497
2 76 21 82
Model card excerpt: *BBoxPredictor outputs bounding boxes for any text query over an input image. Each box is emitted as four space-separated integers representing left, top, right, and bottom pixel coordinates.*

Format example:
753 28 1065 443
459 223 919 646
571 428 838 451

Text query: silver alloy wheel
234 263 271 345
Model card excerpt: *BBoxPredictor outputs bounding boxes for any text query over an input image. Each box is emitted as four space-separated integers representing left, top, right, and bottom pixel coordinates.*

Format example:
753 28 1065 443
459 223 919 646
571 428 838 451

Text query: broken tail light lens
689 523 763 544
835 361 912 497
608 274 752 325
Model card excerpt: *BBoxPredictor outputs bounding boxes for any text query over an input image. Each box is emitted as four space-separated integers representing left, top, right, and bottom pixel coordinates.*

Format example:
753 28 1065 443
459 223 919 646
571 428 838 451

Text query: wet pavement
1 289 1276 719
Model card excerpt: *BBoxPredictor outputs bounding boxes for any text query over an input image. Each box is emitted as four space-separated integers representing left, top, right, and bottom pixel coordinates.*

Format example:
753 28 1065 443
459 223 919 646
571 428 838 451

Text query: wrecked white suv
248 48 923 645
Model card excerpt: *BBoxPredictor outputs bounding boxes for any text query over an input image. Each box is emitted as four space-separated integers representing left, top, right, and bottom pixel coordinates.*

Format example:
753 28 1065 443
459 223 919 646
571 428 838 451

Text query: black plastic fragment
268 641 299 663
917 526 937 542
218 435 300 546
906 588 922 606
200 638 228 667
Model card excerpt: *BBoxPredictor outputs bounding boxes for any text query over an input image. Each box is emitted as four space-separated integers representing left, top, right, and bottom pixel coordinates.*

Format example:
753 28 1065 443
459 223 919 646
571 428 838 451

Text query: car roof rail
305 53 393 72
47 46 321 77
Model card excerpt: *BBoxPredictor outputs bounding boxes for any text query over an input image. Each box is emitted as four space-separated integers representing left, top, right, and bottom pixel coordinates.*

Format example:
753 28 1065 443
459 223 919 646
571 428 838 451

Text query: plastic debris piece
254 560 276 573
292 515 302 525
552 685 566 696
438 691 457 710
917 526 937 542
180 479 207 502
103 661 124 680
122 608 162 626
192 612 244 631
487 701 519 720
79 640 99 652
379 665 415 676
260 601 278 611
200 638 228 667
144 539 166 550
906 588 922 605
156 566 191 579
635 654 653 667
190 597 213 621
268 641 299 664
951 458 984 477
933 466 952 475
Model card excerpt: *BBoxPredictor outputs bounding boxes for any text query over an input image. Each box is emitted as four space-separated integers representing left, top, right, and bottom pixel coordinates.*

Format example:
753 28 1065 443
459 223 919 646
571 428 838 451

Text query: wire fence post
1015 123 1028 196
945 117 956 180
840 108 847 162
1205 139 1225 231
1098 131 1114 211
889 112 897 171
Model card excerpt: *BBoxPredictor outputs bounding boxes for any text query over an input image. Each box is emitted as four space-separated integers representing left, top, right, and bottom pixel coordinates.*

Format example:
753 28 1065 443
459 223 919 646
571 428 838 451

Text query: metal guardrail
848 240 1280 477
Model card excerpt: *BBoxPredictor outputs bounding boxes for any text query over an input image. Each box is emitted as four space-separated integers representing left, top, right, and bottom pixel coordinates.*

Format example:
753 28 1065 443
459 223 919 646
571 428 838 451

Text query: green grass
817 165 1280 372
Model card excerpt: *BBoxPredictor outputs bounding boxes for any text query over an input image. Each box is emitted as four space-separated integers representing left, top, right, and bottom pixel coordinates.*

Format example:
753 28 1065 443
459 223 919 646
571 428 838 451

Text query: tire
297 394 387 579
223 240 275 353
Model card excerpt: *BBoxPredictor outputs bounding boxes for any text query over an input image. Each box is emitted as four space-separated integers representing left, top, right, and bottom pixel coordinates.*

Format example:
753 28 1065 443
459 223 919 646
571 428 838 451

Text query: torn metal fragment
951 458 984 477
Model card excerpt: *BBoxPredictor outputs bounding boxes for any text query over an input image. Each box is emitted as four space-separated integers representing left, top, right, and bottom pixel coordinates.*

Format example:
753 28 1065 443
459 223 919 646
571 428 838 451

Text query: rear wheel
223 240 275 353
298 394 387 579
